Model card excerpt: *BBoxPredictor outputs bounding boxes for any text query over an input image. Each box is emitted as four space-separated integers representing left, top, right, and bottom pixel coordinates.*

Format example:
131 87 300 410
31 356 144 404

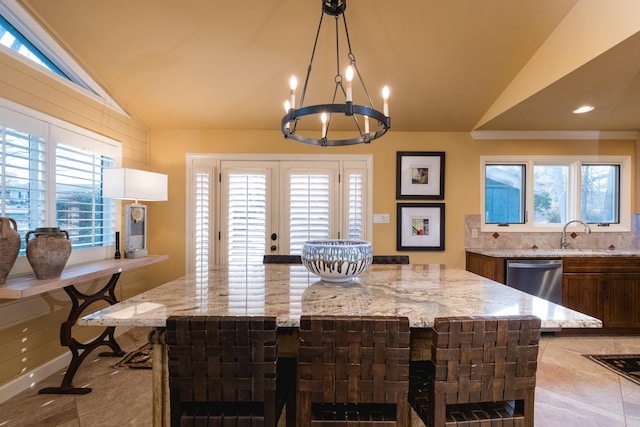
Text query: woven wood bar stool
298 315 411 426
263 255 302 264
408 315 541 427
166 316 296 427
371 255 410 264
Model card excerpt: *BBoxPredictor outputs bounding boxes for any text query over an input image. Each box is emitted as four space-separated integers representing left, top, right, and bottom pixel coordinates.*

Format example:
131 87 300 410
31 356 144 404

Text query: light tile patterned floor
1 329 640 426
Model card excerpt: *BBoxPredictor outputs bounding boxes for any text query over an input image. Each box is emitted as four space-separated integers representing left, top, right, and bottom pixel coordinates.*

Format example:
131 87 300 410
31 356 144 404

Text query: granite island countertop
80 263 602 330
466 248 640 258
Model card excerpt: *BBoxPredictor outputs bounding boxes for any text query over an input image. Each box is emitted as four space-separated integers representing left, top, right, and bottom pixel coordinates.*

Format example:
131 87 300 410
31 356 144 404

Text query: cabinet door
604 274 640 328
465 252 505 283
562 273 604 320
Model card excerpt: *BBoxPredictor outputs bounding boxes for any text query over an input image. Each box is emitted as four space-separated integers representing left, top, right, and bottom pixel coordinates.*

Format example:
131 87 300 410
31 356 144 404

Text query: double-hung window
481 156 630 233
0 99 121 275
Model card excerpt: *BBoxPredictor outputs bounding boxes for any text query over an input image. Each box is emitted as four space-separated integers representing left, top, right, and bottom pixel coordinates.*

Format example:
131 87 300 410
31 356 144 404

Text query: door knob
271 233 277 241
270 245 277 251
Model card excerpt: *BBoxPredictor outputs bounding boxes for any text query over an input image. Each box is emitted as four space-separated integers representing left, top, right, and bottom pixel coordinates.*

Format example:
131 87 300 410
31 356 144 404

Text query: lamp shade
103 168 168 202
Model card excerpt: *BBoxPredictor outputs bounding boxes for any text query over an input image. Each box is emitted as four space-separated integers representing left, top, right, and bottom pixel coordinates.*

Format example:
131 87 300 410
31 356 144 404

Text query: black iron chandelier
281 0 390 147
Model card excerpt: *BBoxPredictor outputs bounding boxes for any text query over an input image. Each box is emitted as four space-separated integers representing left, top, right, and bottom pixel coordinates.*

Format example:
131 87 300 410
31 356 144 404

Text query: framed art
396 203 445 251
396 151 445 199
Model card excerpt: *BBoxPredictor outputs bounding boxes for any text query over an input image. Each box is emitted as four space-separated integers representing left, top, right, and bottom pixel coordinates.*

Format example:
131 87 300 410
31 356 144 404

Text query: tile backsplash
464 214 640 250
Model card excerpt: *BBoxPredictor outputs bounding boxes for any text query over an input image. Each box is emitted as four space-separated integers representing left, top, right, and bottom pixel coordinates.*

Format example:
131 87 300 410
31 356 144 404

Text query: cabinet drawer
562 257 640 273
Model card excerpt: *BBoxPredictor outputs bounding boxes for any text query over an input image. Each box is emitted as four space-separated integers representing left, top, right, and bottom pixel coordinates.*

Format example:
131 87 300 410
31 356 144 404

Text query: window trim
480 155 631 233
0 0 127 116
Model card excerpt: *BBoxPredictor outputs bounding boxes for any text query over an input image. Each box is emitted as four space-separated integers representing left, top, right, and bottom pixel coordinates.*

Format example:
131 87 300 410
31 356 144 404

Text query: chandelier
281 0 390 147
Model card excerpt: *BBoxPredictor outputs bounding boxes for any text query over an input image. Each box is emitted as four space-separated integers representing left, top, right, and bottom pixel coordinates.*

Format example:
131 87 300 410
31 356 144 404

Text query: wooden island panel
465 251 505 283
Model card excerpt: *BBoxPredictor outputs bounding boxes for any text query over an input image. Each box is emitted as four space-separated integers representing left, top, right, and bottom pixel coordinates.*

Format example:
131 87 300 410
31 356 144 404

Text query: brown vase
26 227 72 280
0 217 21 284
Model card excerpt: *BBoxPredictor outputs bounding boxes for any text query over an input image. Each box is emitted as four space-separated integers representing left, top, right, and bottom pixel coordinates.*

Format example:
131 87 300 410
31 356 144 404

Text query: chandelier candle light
281 0 391 147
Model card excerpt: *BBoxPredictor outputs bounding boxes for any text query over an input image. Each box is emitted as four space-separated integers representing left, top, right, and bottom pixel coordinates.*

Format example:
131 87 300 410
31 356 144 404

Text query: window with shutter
55 143 114 249
0 99 121 275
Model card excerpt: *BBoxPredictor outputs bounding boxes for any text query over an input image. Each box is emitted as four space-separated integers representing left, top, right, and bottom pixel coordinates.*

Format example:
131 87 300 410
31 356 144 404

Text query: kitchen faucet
561 219 591 249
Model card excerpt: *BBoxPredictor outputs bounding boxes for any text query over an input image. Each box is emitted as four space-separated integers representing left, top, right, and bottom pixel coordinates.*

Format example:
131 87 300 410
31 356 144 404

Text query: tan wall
0 51 151 388
148 128 636 285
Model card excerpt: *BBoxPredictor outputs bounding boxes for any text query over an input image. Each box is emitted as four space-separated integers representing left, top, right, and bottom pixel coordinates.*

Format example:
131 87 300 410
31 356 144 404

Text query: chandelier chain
299 11 326 109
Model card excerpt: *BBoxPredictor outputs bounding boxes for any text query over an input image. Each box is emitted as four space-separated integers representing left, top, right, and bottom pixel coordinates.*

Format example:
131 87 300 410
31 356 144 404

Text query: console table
0 255 168 394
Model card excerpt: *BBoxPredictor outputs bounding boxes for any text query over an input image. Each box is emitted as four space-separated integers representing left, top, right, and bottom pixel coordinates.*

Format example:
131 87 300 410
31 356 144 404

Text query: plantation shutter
193 168 212 272
55 143 114 249
227 173 267 264
288 174 330 252
186 155 371 272
344 162 367 240
220 162 278 265
0 110 46 251
0 100 122 274
282 162 338 254
51 126 117 251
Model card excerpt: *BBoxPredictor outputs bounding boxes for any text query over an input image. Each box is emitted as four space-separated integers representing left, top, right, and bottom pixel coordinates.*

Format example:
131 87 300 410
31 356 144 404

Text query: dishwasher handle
507 260 562 270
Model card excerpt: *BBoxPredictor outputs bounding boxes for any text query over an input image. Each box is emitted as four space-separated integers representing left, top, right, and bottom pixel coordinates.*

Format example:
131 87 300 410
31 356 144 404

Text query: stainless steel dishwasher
505 259 563 304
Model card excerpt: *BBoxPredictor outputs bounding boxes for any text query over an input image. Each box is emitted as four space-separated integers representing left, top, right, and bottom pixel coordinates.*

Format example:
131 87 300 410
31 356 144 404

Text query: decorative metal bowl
301 239 373 282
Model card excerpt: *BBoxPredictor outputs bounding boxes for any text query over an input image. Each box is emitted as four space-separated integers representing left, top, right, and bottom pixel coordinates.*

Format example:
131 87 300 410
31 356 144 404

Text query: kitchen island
80 263 601 426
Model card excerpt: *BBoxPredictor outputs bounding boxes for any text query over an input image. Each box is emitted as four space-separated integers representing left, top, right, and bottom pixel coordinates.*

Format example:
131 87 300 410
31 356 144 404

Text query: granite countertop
79 263 602 330
466 248 640 258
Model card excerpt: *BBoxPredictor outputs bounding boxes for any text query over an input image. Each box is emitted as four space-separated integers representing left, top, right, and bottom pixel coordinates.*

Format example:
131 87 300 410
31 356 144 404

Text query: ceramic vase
0 217 21 284
26 227 71 280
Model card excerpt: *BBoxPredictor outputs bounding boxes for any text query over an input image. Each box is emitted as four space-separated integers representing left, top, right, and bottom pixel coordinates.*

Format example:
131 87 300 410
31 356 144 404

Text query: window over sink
481 155 630 233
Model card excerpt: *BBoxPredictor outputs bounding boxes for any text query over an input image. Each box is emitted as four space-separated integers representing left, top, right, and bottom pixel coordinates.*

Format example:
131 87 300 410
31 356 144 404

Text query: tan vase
0 217 21 284
26 227 72 280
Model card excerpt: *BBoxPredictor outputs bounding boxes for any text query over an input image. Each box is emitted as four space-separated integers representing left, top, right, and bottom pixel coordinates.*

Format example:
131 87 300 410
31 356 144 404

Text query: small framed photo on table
396 151 445 199
397 203 445 251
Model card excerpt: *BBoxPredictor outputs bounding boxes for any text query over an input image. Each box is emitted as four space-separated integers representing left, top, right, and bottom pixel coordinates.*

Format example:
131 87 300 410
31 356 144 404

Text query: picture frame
396 151 445 199
396 203 445 251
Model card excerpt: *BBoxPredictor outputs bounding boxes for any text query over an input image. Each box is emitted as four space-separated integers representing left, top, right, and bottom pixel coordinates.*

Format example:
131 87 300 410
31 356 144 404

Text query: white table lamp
103 168 168 258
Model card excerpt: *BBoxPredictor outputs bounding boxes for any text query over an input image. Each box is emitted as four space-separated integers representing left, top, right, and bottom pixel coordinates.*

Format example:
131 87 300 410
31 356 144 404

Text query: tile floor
0 329 639 426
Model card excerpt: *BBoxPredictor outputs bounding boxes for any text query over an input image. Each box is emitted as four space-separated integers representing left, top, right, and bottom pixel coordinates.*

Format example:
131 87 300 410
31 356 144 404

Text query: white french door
186 154 371 271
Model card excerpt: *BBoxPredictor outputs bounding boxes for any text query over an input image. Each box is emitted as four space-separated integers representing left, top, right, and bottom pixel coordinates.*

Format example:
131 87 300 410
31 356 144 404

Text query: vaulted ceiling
18 0 640 137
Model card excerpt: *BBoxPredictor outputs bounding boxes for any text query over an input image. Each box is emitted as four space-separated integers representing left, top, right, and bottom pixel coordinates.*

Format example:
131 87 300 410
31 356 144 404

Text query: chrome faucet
561 220 591 249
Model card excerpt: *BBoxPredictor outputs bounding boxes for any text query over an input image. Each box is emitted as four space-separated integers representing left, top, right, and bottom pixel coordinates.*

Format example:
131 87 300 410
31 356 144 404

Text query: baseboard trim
0 326 132 404
0 351 71 404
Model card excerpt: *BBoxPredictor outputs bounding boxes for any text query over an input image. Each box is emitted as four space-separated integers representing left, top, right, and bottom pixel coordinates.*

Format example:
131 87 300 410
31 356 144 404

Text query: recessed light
573 105 595 114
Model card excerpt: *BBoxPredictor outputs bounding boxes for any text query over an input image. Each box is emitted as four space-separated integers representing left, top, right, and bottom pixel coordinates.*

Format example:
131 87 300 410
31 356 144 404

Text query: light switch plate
373 213 390 224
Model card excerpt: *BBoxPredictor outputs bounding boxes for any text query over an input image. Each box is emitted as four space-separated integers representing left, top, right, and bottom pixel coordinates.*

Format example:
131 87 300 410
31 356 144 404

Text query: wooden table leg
39 273 125 394
149 328 168 427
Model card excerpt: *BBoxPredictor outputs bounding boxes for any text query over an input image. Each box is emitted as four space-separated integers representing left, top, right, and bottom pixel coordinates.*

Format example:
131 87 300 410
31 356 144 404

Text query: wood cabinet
465 252 505 283
562 257 640 328
562 272 603 322
466 252 640 329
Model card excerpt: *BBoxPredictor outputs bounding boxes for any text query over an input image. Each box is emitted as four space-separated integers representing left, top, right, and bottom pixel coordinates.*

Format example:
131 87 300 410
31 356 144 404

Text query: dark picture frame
396 203 445 251
396 151 445 199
